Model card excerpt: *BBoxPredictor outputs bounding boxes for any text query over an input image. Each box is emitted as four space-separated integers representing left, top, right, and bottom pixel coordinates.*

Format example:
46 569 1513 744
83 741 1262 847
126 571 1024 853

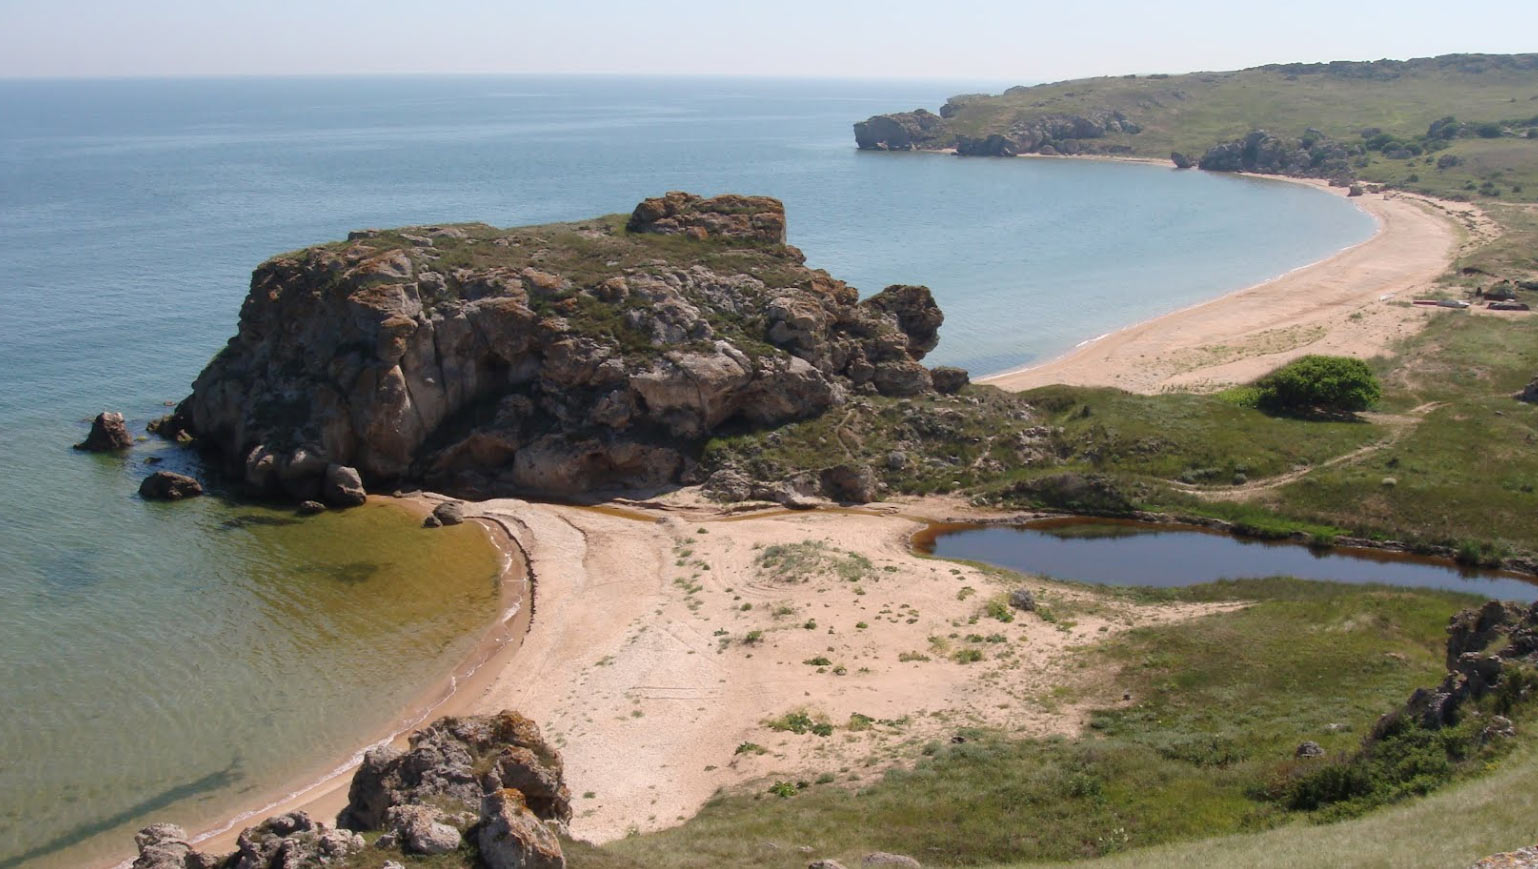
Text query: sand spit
983 183 1495 394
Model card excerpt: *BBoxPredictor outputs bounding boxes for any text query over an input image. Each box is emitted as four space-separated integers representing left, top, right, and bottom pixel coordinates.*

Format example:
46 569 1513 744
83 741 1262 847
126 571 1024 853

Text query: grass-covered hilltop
856 52 1538 200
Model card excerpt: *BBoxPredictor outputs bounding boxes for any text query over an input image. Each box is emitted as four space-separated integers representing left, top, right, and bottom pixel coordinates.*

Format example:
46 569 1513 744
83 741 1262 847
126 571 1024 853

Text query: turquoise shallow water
0 75 1374 867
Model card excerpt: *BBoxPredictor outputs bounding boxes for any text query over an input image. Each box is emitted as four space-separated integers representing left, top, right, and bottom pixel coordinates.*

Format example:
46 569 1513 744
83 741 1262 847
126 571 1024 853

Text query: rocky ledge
169 192 963 504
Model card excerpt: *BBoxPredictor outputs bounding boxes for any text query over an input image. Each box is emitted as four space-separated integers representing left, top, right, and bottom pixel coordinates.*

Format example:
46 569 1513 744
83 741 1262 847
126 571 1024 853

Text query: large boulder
322 463 367 507
171 194 953 503
228 812 364 869
339 710 571 832
479 789 565 869
384 804 463 855
75 411 133 451
131 824 221 869
139 471 204 501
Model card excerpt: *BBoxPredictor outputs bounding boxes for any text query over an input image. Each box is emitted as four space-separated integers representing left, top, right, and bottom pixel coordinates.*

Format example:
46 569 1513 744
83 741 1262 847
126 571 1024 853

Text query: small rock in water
432 500 466 526
75 411 133 452
139 471 203 501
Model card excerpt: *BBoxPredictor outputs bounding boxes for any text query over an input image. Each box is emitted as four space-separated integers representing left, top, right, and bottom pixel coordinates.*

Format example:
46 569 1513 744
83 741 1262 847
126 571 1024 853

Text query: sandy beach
161 173 1496 862
448 496 1237 843
982 181 1495 394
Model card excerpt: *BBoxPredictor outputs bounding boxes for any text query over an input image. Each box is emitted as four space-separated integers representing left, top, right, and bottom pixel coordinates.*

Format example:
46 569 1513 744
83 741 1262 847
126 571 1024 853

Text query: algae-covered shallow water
0 75 1373 867
0 484 501 869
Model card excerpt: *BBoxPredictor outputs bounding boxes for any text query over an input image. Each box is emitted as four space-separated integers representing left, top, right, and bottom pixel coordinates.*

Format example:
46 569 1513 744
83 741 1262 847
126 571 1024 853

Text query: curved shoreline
113 163 1482 863
98 496 532 868
979 176 1477 393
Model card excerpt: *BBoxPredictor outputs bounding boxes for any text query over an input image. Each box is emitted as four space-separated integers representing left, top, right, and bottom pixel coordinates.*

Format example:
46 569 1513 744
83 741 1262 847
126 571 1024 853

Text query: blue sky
3 0 1536 79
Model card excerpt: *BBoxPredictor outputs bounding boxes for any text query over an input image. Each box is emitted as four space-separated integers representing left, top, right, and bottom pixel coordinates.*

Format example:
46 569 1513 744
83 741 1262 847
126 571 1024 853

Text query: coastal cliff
173 192 960 502
854 53 1538 197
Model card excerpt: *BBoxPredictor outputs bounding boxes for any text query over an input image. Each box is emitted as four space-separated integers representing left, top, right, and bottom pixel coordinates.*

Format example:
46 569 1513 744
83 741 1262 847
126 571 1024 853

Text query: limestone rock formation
1170 151 1195 169
132 711 569 869
340 710 571 832
479 789 566 869
853 109 952 151
131 824 221 869
1373 600 1538 737
1197 129 1354 179
139 471 204 501
75 411 133 451
171 194 958 502
953 110 1142 159
227 812 364 869
627 191 785 243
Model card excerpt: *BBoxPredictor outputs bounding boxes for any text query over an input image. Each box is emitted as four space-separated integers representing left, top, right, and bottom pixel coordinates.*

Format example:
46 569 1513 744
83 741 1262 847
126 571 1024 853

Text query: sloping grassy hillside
910 54 1538 201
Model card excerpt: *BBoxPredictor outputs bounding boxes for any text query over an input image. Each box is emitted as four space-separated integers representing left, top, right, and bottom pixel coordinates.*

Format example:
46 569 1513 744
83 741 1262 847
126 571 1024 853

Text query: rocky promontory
171 192 960 503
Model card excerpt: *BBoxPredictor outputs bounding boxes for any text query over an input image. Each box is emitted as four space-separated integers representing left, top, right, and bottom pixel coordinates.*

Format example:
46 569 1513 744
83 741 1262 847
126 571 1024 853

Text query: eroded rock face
173 194 956 501
853 110 951 151
1197 129 1354 178
75 411 133 451
1373 600 1538 737
627 191 786 244
339 710 571 832
228 812 364 869
479 789 565 869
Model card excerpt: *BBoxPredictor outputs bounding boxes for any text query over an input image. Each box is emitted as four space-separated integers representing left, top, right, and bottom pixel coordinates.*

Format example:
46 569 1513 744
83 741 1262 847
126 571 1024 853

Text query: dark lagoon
918 519 1538 600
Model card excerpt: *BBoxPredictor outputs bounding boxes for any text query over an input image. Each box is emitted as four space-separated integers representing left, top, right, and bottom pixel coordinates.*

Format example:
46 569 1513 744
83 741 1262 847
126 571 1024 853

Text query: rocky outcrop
131 824 221 869
853 110 952 151
131 711 566 869
479 789 565 869
139 471 204 500
1197 129 1355 179
228 813 365 869
627 191 786 244
340 710 571 832
75 411 133 451
1171 151 1195 169
1373 600 1538 736
951 111 1142 158
1518 377 1538 404
171 194 959 502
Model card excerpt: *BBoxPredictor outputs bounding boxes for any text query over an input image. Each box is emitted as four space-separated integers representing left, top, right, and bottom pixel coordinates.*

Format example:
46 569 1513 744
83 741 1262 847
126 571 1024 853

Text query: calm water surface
0 76 1375 867
924 520 1538 600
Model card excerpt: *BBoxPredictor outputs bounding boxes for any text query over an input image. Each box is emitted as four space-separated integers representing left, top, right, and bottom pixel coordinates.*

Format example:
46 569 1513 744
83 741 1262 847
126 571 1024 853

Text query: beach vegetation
564 578 1536 869
1253 355 1382 415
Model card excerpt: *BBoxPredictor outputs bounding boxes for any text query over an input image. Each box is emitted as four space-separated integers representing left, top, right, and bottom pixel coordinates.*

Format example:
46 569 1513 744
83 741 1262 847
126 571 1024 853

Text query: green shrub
1254 355 1381 415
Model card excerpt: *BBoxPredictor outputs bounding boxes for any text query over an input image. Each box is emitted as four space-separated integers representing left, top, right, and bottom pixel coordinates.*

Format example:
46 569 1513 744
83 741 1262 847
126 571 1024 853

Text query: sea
0 75 1376 868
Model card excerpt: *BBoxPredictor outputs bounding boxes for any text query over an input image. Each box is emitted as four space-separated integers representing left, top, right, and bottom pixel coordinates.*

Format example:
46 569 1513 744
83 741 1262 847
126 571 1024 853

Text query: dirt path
1167 402 1443 501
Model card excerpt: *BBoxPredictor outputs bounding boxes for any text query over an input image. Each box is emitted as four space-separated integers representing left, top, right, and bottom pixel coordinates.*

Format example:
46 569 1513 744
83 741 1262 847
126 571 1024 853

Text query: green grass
1005 739 1538 869
564 579 1517 868
894 53 1538 204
